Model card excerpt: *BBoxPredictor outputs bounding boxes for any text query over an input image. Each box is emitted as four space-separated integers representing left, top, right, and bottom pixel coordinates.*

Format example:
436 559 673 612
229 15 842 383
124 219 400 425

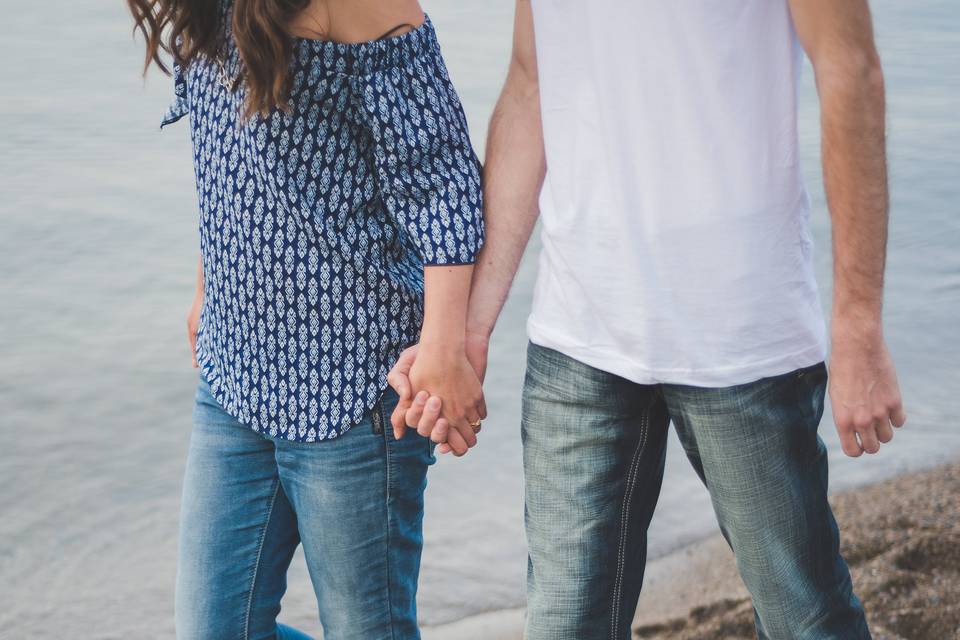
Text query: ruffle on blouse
160 62 190 128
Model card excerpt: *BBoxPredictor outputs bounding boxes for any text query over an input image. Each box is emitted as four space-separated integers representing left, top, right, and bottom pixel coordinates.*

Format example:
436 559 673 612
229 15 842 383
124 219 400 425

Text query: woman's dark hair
128 0 310 117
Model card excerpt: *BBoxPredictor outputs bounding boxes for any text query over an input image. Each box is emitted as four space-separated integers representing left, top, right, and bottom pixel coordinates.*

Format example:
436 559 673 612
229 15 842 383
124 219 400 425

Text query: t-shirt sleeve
160 61 190 129
363 59 485 266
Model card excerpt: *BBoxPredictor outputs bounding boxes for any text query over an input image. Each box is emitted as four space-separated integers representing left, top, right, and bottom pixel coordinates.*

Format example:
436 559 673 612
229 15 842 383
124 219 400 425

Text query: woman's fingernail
428 398 441 410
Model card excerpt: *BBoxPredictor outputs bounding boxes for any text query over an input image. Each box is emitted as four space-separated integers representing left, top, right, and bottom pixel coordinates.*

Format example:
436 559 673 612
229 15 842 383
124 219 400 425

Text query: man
390 0 905 637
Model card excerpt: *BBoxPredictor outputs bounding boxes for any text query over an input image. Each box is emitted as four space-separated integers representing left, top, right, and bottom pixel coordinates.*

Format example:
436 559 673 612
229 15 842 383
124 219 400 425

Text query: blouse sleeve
363 59 485 266
160 61 190 129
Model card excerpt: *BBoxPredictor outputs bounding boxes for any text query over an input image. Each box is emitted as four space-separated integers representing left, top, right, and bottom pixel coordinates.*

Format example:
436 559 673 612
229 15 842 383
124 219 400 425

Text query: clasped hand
387 342 487 456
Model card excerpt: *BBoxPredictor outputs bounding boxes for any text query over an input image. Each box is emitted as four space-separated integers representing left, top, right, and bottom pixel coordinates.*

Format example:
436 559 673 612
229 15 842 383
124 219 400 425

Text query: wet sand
635 461 960 640
422 461 960 640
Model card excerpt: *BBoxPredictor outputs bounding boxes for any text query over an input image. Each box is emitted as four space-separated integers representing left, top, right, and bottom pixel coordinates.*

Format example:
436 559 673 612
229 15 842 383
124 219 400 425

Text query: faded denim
175 375 435 640
522 342 870 640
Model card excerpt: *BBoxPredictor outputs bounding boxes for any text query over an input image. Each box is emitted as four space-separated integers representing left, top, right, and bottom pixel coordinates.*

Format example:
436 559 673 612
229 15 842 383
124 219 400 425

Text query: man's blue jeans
522 343 870 640
175 376 435 640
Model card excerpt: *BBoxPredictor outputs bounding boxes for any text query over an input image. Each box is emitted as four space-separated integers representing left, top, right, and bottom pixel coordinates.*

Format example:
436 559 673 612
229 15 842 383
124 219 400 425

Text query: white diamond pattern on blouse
162 20 483 442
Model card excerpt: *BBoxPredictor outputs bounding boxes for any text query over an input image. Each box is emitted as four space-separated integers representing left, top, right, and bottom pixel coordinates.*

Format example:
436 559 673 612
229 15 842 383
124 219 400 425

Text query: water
0 1 957 637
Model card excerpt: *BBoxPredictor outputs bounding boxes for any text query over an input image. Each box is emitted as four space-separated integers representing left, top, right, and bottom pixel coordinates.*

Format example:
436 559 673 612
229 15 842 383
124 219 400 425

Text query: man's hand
829 323 906 456
388 332 489 456
788 0 906 456
387 346 419 438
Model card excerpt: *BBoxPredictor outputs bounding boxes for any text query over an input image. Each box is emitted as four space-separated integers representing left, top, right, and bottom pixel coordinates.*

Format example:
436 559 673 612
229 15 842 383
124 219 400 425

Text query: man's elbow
511 45 539 86
813 45 885 98
504 61 540 106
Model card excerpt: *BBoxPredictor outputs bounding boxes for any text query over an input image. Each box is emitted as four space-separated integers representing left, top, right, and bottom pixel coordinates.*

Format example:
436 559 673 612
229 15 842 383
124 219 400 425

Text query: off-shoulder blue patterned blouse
162 14 484 442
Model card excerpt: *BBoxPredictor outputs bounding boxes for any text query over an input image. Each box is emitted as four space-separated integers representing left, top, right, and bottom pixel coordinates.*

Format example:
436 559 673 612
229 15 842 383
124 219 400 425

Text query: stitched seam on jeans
380 401 397 640
243 478 282 640
610 411 649 640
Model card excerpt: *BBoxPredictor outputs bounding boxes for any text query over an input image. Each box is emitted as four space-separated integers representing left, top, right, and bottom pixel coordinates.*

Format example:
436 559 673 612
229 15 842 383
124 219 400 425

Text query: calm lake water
1 1 957 637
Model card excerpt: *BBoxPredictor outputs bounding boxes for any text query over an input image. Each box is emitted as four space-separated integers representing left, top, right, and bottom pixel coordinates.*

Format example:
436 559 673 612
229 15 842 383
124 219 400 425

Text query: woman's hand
187 257 204 368
388 331 490 455
407 341 486 456
392 263 480 455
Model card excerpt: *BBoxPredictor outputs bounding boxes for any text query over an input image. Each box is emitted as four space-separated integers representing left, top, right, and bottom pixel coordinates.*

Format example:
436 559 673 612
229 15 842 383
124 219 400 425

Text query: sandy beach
423 461 960 640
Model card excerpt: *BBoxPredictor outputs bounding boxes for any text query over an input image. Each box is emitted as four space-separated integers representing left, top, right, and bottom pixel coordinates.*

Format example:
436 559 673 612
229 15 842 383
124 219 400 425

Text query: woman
128 1 485 638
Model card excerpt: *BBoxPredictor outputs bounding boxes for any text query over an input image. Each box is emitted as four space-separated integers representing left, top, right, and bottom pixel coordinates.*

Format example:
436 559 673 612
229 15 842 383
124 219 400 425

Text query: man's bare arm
388 0 545 446
789 0 905 456
464 0 545 349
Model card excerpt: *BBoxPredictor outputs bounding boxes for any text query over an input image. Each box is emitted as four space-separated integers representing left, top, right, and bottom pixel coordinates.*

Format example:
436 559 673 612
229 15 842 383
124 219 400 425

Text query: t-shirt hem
526 320 828 388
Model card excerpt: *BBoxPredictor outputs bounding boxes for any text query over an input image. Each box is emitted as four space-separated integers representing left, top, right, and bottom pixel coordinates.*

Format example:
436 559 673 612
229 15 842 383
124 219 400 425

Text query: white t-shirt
527 0 827 387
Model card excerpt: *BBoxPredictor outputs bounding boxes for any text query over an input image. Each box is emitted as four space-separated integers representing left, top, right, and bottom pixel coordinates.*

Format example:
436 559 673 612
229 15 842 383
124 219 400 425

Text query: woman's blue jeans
522 342 871 640
175 376 435 640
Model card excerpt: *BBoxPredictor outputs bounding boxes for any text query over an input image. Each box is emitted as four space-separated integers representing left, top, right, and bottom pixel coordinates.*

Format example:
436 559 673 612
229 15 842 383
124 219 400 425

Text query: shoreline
423 460 960 640
419 535 745 640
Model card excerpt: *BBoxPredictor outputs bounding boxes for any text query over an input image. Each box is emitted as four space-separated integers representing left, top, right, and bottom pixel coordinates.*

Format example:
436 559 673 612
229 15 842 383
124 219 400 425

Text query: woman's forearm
410 264 484 452
420 264 474 349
